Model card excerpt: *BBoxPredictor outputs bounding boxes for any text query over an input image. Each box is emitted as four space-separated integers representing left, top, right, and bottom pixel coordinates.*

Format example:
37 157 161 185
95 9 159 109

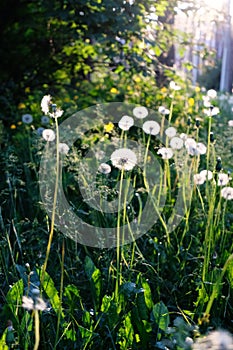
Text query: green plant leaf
84 256 102 310
38 270 64 318
152 301 170 332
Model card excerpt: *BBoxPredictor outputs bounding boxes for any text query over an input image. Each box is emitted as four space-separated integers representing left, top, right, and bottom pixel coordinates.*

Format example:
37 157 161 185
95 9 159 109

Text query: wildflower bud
187 117 191 126
195 119 200 128
215 157 222 172
210 132 214 142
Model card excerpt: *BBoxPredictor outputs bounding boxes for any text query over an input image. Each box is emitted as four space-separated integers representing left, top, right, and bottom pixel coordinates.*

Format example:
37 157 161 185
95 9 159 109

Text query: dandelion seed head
22 296 34 310
165 127 177 138
221 187 233 200
180 133 188 141
58 143 70 155
199 170 213 180
157 147 173 159
118 115 134 131
169 81 181 91
194 173 206 185
192 330 233 350
133 106 148 119
218 173 229 186
35 297 47 311
158 106 170 115
142 120 160 135
228 120 233 127
203 106 220 116
95 150 105 160
42 129 55 142
196 142 207 155
111 148 137 171
170 137 184 149
41 95 52 115
98 163 111 174
207 89 217 99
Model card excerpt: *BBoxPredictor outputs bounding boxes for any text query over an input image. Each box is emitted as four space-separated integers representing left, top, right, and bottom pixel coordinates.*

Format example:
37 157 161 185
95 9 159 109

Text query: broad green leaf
84 256 102 310
152 302 170 332
155 46 162 57
6 279 24 315
100 294 119 330
117 313 134 349
0 329 8 349
38 270 64 318
141 280 153 310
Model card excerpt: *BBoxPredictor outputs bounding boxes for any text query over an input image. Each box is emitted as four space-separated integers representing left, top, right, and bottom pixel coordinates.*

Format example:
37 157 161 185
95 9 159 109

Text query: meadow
0 81 232 349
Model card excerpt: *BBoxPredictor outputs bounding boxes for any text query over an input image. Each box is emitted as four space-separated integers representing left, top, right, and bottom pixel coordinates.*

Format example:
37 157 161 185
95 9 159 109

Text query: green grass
0 84 232 349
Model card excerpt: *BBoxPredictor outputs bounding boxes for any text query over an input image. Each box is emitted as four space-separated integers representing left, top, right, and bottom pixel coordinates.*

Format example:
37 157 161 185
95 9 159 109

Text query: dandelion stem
41 116 60 285
33 310 40 350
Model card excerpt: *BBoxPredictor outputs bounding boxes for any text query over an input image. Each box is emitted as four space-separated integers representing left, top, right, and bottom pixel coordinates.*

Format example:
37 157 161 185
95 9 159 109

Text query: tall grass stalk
204 253 233 317
54 238 65 349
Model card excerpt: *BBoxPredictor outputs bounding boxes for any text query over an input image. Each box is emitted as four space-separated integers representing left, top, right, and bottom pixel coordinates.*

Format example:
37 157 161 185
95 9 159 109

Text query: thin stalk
115 168 124 302
54 238 65 349
33 310 40 350
205 254 233 316
41 116 60 285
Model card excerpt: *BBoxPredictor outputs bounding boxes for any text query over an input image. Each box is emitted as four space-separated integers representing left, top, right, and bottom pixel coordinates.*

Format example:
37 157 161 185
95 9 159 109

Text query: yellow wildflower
104 122 114 133
25 87 30 93
18 103 26 109
188 97 195 107
133 76 141 83
161 87 167 93
10 124 16 129
195 86 201 93
110 87 119 94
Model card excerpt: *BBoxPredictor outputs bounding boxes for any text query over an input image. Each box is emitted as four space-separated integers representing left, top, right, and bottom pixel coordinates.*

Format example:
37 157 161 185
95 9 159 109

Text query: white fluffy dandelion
221 187 233 200
165 127 177 138
196 142 207 155
218 173 229 186
41 95 52 114
192 330 233 350
199 170 213 180
170 137 184 150
207 89 217 99
194 173 206 185
228 120 233 127
169 81 181 91
22 295 47 311
142 120 160 135
58 143 70 155
158 106 170 115
111 148 137 171
133 106 148 119
157 147 173 159
118 115 134 131
203 107 220 116
42 129 55 142
98 163 111 174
